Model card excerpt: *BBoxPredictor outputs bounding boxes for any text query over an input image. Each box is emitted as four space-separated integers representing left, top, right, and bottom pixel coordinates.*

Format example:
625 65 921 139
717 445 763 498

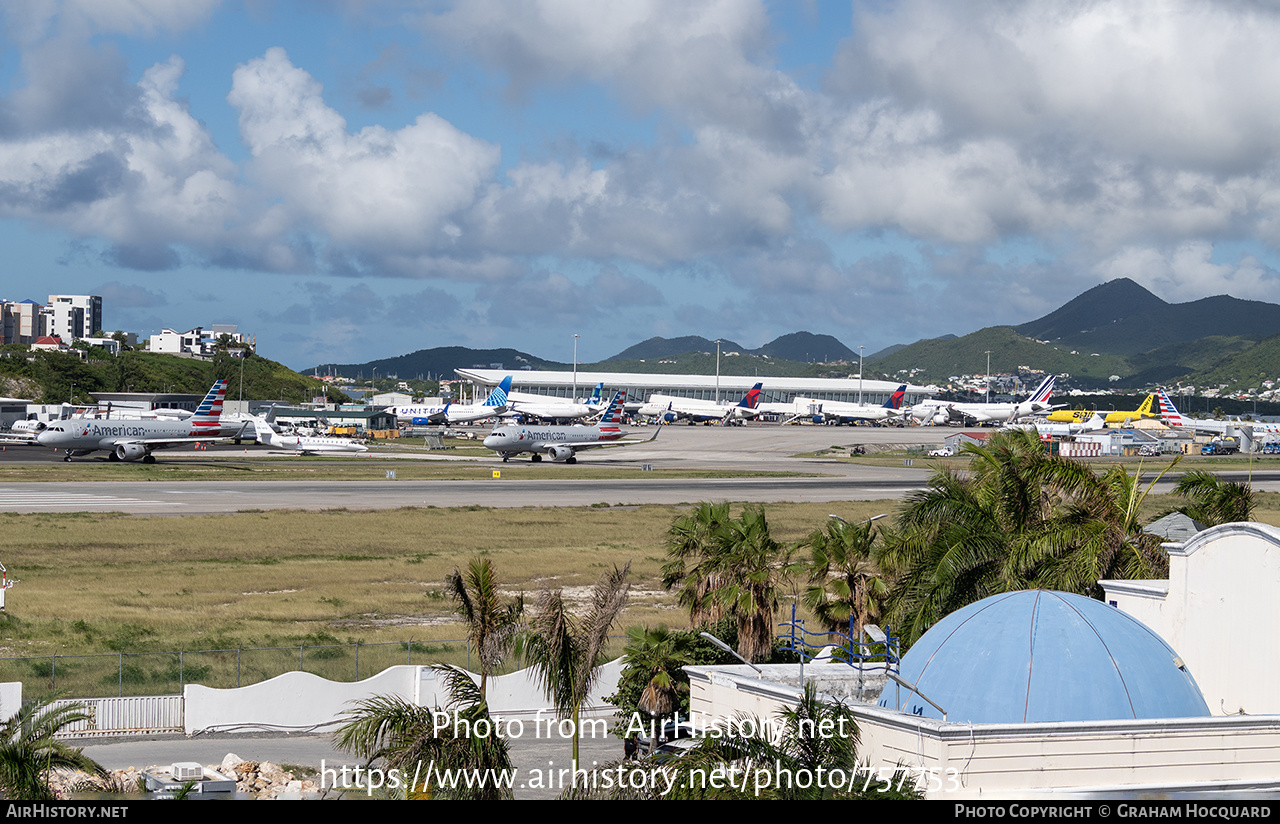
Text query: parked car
928 446 955 457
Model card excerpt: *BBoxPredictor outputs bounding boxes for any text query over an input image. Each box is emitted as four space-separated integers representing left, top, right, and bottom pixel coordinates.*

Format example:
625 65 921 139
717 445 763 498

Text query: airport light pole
573 333 579 402
984 350 992 404
715 339 722 404
859 345 865 406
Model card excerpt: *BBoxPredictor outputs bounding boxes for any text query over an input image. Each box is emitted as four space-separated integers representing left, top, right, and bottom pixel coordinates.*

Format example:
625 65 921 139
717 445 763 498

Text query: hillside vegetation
0 347 344 405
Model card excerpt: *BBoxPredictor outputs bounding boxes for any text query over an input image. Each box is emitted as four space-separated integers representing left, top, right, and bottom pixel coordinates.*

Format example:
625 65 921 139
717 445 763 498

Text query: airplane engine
931 411 950 426
662 413 678 423
547 446 574 462
115 443 149 461
812 415 825 425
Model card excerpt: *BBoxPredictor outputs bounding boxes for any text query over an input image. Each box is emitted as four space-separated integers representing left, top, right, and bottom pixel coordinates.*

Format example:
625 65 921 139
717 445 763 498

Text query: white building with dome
688 523 1280 797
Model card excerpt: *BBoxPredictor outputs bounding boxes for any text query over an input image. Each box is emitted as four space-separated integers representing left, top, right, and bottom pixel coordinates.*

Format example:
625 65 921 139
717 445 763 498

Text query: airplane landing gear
142 455 156 464
531 453 543 462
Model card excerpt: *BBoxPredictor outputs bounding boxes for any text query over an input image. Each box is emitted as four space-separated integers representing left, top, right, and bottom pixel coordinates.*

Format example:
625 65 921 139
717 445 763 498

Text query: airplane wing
567 427 661 452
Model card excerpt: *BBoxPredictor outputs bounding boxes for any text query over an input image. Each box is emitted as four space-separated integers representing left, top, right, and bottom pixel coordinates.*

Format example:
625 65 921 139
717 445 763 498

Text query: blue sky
3 1 1280 371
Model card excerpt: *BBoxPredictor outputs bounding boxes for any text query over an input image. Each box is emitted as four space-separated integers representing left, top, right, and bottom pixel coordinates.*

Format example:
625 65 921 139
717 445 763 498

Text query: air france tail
1029 375 1055 405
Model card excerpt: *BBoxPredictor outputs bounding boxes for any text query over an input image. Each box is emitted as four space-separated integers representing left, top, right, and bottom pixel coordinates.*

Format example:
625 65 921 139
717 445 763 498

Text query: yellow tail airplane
1044 394 1157 425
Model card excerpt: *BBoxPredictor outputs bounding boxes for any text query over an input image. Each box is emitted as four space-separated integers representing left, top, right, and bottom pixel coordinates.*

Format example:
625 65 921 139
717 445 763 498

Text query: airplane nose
482 436 498 448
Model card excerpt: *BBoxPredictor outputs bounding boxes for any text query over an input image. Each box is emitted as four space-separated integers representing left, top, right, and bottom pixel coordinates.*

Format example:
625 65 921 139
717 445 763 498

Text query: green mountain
310 347 568 380
605 332 855 364
1014 278 1280 355
872 279 1280 391
605 336 747 362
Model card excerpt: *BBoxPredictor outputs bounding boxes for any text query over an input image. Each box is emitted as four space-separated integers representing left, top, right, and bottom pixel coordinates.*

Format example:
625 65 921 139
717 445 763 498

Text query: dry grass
1 488 1277 670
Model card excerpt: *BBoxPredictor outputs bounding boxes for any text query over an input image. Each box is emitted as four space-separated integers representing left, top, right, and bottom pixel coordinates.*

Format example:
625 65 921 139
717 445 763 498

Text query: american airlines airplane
483 391 658 463
1156 390 1246 437
35 380 231 462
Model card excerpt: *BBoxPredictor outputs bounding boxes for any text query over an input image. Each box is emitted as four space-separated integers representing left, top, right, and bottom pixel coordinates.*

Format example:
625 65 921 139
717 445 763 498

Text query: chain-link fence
0 639 481 698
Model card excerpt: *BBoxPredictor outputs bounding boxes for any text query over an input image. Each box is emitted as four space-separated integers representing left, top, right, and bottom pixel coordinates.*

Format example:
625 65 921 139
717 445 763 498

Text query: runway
4 423 1280 514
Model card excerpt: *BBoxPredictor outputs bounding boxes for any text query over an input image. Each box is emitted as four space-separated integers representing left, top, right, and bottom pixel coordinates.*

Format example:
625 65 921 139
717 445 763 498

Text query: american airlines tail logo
1158 390 1187 426
190 379 228 432
600 391 625 424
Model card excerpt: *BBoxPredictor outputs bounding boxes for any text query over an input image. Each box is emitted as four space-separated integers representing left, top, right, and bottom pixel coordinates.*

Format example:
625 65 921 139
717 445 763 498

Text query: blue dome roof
878 590 1210 723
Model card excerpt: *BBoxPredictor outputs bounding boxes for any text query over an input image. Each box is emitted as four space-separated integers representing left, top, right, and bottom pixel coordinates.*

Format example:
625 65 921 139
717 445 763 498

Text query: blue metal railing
777 604 900 673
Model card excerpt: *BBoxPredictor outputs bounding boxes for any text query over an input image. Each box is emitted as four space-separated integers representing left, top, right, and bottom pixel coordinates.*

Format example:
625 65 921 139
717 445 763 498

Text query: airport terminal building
453 367 929 407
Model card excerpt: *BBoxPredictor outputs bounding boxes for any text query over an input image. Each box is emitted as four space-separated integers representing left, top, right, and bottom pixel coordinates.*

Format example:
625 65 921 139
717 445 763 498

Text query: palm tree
661 502 731 626
628 626 694 720
1173 470 1255 525
712 506 790 663
0 695 107 801
1024 460 1173 597
445 556 523 698
519 563 630 765
798 516 890 641
880 429 1175 645
334 665 513 800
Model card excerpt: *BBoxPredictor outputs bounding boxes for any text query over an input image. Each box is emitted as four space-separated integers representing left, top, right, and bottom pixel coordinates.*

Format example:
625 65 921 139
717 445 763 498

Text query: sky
3 0 1280 372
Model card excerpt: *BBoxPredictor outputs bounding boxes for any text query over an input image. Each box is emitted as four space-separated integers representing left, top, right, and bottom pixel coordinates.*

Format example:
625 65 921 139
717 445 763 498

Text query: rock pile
49 752 324 800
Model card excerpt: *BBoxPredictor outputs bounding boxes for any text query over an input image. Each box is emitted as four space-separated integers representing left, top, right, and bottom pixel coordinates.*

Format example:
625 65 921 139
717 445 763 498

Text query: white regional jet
250 418 368 455
483 390 659 463
35 379 231 463
386 377 511 425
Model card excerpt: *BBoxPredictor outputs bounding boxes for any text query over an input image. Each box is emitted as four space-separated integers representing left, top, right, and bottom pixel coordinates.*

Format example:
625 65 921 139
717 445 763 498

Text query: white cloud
1095 242 1280 303
228 47 501 255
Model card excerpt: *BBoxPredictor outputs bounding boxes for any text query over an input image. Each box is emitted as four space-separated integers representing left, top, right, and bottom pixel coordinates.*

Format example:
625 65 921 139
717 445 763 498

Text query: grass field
4 482 1280 697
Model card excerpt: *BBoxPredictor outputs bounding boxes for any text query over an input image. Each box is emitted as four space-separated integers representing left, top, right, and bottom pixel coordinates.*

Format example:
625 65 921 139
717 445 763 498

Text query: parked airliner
638 383 763 424
386 377 511 425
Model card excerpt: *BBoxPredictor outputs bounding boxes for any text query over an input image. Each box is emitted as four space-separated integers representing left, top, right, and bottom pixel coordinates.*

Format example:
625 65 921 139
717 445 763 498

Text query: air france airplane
483 390 659 463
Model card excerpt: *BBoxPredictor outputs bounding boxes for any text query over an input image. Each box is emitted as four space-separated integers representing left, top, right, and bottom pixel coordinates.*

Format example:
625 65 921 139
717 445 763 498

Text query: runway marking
0 488 185 511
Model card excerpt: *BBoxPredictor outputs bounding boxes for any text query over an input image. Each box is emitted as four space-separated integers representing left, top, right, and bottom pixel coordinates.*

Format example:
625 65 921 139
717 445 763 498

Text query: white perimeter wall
184 660 623 735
